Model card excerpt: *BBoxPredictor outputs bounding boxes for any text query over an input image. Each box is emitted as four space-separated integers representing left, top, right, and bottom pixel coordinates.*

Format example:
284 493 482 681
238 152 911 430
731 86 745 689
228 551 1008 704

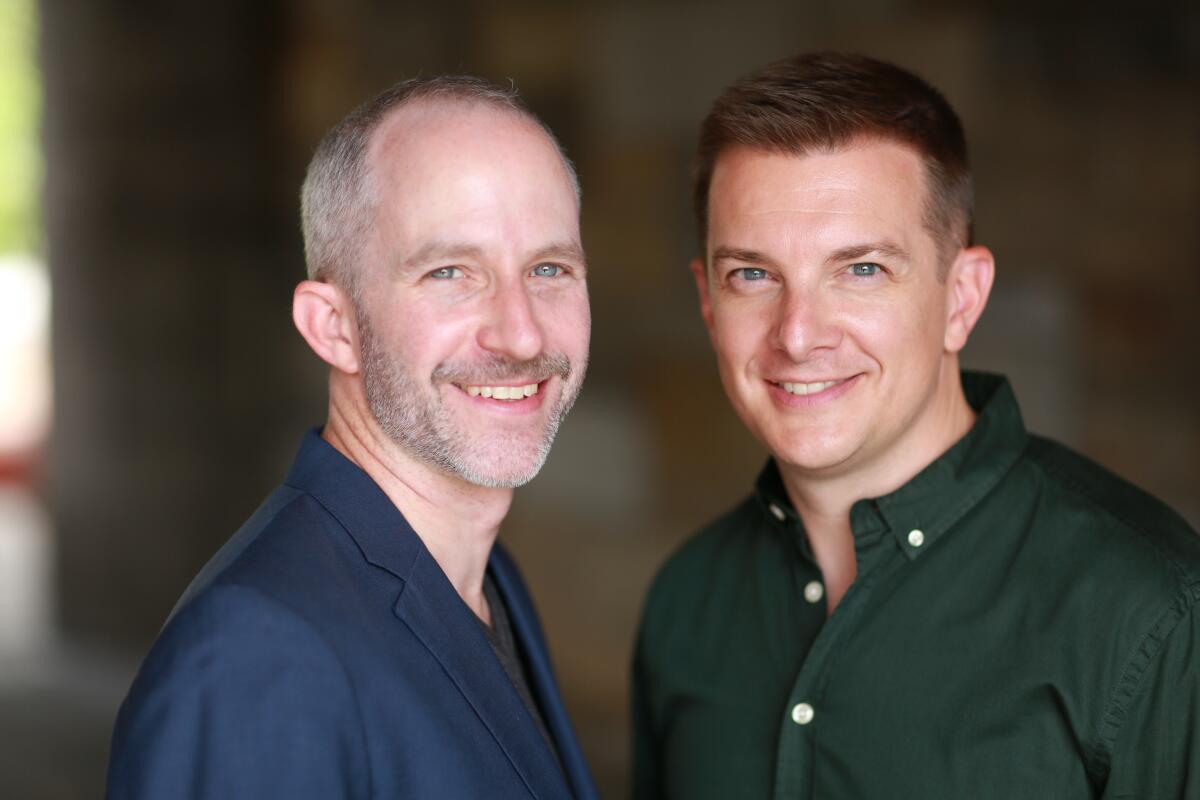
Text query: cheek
710 305 768 372
536 293 591 353
842 292 945 371
847 286 932 336
391 306 473 367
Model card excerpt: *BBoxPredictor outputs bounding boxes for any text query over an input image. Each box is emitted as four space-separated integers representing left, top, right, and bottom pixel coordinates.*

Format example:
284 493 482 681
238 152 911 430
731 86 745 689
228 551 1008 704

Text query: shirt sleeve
106 584 370 800
1101 595 1200 798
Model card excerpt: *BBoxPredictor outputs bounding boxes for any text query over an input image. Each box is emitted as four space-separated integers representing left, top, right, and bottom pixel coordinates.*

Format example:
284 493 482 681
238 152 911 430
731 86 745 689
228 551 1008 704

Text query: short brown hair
694 52 973 265
301 75 579 298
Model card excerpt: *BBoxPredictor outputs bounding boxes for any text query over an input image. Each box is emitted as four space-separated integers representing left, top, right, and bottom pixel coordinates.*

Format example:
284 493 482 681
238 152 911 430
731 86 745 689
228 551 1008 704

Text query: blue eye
531 263 563 278
736 267 768 281
428 266 463 280
849 263 880 277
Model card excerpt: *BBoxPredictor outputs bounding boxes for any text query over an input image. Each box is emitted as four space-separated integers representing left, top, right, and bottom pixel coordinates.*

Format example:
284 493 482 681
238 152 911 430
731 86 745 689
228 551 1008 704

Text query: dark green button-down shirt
633 373 1200 799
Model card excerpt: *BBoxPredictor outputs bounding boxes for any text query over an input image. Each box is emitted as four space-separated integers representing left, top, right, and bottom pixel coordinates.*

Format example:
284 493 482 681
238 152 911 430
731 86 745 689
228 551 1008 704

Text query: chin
765 431 862 475
453 447 549 489
456 465 541 490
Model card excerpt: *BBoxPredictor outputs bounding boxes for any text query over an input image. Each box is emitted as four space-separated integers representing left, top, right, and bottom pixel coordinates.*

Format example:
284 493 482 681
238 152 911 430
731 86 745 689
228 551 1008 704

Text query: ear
943 245 995 354
292 280 362 374
690 256 716 340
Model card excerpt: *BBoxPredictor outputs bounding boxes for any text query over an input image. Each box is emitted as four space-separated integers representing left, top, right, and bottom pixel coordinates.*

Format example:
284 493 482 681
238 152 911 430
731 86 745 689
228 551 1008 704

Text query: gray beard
357 311 583 488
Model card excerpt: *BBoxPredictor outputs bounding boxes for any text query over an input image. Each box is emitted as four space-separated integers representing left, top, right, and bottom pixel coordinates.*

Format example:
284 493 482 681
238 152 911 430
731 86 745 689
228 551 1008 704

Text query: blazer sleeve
107 583 370 800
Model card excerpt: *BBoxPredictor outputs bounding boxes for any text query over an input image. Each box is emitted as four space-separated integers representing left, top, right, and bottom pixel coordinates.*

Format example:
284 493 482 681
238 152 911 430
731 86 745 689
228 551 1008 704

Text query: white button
803 581 824 604
907 529 925 547
791 702 814 725
768 503 786 521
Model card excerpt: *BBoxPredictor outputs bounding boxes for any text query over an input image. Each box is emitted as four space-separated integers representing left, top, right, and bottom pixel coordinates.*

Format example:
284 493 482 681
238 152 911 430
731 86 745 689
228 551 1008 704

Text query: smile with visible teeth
464 383 540 401
779 379 845 396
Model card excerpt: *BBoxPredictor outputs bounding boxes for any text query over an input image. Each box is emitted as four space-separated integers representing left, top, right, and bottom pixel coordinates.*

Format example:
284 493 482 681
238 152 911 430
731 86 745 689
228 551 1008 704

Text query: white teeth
781 380 841 396
463 383 540 401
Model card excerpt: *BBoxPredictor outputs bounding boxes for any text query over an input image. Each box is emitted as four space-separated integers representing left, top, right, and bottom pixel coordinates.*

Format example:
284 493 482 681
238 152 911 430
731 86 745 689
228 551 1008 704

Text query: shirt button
907 529 925 547
803 581 824 604
768 503 786 522
791 702 815 725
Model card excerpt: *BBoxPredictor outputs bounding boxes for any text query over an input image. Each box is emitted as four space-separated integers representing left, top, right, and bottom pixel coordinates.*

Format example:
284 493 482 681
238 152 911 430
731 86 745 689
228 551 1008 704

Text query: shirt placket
772 504 899 799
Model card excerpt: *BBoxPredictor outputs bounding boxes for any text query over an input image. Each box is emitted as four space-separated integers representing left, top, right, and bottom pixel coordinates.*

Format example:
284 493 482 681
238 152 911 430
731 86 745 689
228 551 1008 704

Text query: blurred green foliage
0 0 41 256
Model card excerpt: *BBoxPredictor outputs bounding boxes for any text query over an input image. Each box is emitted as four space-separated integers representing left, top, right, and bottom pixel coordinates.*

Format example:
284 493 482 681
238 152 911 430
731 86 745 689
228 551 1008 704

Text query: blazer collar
282 429 424 583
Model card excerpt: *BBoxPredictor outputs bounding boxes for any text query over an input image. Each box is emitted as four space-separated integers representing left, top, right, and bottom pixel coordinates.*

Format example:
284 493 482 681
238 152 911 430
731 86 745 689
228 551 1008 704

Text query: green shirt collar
754 371 1028 560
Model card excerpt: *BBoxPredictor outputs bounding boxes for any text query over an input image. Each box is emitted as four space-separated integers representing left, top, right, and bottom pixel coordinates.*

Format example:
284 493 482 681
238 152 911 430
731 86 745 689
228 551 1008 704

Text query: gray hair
300 75 581 299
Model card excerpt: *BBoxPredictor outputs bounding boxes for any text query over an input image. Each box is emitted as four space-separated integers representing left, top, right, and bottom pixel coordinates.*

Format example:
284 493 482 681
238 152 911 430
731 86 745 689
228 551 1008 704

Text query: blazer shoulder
171 487 361 623
109 583 371 799
170 485 311 614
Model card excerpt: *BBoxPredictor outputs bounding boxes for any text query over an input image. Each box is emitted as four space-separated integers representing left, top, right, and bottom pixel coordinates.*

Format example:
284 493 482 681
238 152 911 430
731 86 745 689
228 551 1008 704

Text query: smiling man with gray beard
107 76 598 800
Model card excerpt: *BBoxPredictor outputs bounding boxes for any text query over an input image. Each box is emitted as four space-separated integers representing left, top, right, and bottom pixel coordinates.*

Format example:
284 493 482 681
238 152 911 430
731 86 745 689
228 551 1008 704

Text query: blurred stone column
41 0 320 647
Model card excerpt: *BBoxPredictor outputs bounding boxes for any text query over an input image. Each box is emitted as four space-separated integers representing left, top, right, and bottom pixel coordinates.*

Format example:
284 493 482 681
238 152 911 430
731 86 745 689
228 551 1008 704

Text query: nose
773 284 841 362
476 278 545 361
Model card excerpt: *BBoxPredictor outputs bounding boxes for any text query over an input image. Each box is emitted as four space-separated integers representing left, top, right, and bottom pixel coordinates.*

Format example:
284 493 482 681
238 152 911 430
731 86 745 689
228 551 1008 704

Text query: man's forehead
709 142 929 229
368 99 543 173
712 139 925 190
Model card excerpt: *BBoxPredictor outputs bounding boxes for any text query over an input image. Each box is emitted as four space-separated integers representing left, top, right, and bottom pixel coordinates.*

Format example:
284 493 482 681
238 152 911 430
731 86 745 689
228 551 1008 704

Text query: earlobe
944 246 995 353
292 280 362 373
690 257 716 338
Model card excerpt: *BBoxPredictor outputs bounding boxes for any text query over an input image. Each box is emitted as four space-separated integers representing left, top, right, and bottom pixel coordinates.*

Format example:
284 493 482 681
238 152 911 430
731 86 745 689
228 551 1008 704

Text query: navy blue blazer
107 431 597 799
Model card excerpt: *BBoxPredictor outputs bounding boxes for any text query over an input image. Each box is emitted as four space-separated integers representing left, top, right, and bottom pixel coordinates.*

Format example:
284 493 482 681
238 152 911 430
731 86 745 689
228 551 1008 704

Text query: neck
322 378 511 624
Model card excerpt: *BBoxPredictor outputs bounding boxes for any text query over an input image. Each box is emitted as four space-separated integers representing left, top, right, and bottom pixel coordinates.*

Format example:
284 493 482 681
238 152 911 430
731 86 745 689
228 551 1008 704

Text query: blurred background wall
0 0 1195 796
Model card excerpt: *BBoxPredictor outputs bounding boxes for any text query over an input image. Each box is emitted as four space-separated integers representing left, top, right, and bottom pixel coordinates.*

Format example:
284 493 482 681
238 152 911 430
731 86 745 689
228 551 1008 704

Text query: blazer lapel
393 548 574 800
490 547 599 800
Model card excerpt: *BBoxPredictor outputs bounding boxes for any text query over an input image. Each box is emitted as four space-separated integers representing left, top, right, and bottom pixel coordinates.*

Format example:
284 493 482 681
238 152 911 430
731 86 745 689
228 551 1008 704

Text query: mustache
432 352 572 385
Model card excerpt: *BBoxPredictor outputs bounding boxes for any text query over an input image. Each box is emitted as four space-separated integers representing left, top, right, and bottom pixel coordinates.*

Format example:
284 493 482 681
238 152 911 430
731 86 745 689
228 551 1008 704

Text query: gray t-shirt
478 572 561 767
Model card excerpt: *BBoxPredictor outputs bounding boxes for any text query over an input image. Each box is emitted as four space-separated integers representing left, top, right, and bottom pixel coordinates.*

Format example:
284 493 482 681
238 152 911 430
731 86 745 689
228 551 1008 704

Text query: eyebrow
825 241 911 264
529 240 587 266
711 246 775 267
401 241 485 272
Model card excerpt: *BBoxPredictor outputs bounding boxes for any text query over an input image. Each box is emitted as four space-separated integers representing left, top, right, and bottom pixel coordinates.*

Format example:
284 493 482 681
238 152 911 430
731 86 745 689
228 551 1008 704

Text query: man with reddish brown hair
633 52 1199 799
